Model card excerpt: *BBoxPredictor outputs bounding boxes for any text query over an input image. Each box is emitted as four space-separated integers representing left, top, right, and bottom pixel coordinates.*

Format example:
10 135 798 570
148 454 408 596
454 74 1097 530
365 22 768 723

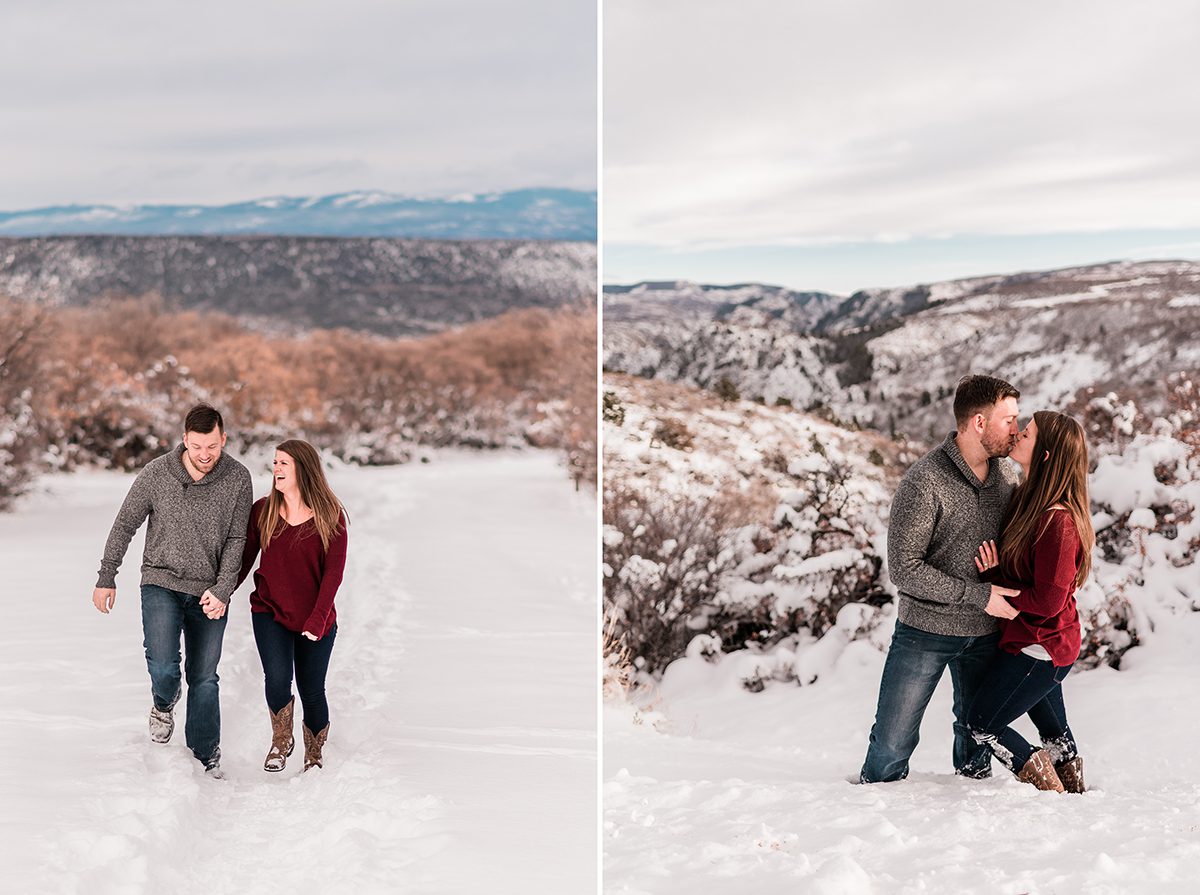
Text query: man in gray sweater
859 375 1023 784
91 403 254 778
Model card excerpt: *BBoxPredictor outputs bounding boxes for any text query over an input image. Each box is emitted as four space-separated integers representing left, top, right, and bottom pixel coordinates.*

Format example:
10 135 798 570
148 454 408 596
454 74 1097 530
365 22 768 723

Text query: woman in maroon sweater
967 411 1095 794
238 439 348 772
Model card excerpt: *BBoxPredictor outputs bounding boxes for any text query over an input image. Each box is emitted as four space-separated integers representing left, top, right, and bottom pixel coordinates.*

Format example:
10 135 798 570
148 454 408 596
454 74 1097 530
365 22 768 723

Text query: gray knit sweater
96 444 254 603
887 432 1019 636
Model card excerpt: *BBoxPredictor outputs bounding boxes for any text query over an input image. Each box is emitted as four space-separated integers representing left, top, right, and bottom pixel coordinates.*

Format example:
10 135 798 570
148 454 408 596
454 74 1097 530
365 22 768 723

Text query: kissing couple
859 374 1094 794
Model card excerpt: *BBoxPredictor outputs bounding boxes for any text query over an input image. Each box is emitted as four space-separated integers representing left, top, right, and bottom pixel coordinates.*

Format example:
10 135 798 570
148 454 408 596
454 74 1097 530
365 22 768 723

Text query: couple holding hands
91 403 348 779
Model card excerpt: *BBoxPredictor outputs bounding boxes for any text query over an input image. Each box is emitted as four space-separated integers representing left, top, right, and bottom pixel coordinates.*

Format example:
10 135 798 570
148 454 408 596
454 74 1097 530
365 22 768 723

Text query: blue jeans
140 584 228 765
252 612 338 735
967 650 1077 773
860 621 999 783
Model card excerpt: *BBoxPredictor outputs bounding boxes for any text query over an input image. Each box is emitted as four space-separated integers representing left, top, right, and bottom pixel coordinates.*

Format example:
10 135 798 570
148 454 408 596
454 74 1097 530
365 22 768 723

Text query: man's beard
981 430 1015 459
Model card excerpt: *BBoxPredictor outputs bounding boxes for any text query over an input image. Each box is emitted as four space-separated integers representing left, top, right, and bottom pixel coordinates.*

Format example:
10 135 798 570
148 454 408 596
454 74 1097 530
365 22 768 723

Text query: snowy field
605 604 1200 894
0 450 597 894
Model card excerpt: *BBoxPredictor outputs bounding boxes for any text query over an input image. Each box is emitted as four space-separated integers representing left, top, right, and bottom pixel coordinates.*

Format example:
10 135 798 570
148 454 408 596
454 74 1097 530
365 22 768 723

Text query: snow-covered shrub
652 417 693 451
603 390 626 426
1082 418 1200 668
604 474 762 676
0 390 40 509
0 299 51 507
603 375 902 686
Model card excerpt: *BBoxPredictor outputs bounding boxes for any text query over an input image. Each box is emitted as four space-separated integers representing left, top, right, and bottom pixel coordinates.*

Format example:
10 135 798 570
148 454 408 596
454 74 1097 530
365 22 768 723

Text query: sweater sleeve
887 477 991 609
210 469 254 603
96 467 154 589
1010 512 1080 617
303 514 347 636
236 500 263 592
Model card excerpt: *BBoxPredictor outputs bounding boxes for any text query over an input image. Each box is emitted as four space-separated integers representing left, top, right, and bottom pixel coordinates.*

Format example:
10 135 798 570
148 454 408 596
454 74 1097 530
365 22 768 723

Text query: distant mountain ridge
604 260 1200 443
0 188 597 241
0 235 596 337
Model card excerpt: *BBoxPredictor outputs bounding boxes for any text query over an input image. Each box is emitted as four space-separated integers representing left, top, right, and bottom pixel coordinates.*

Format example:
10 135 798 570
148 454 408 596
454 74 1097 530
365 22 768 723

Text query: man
92 403 253 778
859 374 1023 784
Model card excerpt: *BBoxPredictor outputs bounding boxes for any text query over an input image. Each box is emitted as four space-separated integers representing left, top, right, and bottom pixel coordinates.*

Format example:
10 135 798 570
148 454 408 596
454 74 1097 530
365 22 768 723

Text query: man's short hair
953 375 1019 427
184 403 224 435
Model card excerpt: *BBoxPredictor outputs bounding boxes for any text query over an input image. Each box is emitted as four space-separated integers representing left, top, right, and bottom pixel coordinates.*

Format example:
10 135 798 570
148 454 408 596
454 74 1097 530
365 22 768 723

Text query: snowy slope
605 608 1200 894
0 450 596 894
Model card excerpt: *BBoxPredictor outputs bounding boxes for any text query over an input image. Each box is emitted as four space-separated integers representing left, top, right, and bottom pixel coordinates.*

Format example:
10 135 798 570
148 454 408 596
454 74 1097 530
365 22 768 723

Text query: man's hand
199 590 227 620
92 587 117 614
985 585 1020 619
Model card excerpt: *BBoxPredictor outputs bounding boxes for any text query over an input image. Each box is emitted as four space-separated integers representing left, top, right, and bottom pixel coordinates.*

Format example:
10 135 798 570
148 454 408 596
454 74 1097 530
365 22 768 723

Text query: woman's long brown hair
259 439 347 553
999 410 1094 588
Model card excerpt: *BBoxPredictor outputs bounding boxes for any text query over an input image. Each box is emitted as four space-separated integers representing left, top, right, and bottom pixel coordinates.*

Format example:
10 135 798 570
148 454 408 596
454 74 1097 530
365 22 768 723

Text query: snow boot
303 723 329 771
264 697 295 773
149 705 175 744
1055 756 1085 794
203 748 226 780
1016 749 1065 793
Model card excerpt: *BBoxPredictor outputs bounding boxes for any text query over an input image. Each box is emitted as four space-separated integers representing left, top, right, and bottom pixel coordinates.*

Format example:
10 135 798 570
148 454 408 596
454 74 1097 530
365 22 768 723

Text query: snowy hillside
0 234 596 337
0 189 598 241
603 373 1200 893
604 373 1199 680
2 451 597 894
604 260 1200 443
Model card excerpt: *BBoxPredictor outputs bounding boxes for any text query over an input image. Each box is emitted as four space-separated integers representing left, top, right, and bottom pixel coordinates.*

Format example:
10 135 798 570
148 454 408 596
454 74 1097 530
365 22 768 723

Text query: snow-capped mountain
604 260 1200 443
0 189 597 241
0 234 596 336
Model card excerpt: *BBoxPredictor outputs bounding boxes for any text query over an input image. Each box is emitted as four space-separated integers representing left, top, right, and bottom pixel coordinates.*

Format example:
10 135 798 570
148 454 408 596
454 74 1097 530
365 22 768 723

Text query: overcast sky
0 0 595 208
605 0 1200 292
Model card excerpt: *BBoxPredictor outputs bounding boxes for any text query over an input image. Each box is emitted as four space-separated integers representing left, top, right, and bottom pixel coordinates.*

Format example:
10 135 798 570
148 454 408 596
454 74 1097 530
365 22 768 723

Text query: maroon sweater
997 509 1083 667
237 498 347 638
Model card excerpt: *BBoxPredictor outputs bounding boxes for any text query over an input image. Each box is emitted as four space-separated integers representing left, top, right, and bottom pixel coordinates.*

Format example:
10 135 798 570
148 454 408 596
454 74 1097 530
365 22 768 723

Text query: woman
238 439 348 772
967 411 1094 794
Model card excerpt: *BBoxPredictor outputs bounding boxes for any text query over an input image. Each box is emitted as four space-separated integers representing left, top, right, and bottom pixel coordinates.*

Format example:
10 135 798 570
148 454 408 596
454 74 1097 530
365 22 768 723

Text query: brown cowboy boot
1055 756 1085 794
264 697 295 772
1016 749 1065 793
303 723 329 771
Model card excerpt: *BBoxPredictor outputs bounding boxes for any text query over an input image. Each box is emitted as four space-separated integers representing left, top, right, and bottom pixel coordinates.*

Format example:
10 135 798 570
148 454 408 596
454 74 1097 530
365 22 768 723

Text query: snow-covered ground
0 450 597 894
605 603 1200 894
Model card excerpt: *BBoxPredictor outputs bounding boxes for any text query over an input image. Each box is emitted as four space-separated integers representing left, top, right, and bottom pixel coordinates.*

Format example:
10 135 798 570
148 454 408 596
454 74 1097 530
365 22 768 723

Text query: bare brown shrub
4 296 596 485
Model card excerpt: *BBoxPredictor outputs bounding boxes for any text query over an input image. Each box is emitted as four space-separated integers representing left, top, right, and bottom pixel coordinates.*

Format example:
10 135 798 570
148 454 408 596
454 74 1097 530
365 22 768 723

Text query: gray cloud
1 0 595 206
605 0 1200 247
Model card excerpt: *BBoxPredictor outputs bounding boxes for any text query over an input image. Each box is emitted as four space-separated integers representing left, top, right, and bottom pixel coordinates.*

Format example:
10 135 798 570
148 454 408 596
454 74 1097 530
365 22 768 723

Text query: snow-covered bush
604 474 762 675
0 298 51 507
1080 397 1200 668
603 375 902 683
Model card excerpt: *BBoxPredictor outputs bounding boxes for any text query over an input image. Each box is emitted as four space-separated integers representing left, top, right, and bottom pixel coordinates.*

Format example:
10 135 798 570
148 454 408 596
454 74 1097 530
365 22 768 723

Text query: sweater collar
169 442 231 486
940 431 999 491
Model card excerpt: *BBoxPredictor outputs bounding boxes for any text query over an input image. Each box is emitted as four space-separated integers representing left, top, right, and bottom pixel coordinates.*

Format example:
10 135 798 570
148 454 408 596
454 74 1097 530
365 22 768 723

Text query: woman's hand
302 630 318 641
974 539 999 574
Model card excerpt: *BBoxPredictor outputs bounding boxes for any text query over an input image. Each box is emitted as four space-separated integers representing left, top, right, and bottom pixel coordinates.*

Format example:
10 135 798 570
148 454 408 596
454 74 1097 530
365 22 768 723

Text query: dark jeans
967 650 1078 773
140 584 228 764
860 620 999 783
252 612 337 735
